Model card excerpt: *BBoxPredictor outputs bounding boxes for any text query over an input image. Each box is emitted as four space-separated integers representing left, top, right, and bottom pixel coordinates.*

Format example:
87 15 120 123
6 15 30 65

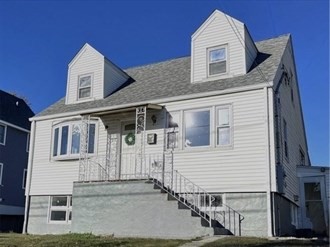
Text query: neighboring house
0 90 34 232
24 10 321 238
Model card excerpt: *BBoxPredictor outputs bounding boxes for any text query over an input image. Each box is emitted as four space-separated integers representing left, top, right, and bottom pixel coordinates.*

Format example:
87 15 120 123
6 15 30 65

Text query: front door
302 177 328 235
120 122 136 179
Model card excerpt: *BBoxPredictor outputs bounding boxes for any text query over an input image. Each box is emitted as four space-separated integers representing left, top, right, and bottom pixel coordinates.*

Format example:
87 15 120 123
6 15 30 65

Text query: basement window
200 194 224 211
208 46 227 76
49 196 72 224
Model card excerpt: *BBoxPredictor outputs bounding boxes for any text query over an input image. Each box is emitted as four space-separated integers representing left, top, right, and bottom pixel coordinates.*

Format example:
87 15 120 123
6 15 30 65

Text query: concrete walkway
180 236 227 247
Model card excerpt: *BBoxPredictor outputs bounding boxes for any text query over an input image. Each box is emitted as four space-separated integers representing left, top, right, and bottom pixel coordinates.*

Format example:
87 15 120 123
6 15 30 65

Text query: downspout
264 87 273 237
22 120 36 234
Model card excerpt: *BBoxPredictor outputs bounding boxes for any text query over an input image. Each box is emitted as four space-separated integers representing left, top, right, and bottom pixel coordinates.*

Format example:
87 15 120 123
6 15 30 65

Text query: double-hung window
0 124 6 145
184 109 210 147
216 106 232 146
208 46 227 76
52 122 96 159
78 74 92 100
49 196 72 223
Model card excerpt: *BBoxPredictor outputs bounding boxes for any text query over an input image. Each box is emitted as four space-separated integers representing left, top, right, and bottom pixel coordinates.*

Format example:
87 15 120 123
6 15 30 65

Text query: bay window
52 121 96 158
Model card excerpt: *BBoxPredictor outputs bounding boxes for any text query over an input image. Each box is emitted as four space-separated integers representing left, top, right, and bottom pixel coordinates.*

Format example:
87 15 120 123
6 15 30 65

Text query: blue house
0 90 34 232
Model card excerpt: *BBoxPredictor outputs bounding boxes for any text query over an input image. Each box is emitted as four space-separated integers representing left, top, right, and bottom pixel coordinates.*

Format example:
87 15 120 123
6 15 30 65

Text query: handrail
79 151 244 235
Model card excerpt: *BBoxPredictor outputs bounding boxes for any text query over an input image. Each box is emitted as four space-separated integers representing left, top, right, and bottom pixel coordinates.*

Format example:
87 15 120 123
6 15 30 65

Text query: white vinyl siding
191 11 250 83
103 59 129 98
273 40 310 202
244 27 258 72
165 89 267 192
30 89 268 195
30 118 84 195
66 45 104 104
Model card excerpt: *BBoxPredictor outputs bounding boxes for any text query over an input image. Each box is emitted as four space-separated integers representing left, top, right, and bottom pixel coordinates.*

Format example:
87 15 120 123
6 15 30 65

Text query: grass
0 233 188 247
202 236 329 247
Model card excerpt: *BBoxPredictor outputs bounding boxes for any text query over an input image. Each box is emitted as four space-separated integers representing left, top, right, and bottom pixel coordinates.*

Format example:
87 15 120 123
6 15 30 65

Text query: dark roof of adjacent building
36 34 290 118
0 90 35 129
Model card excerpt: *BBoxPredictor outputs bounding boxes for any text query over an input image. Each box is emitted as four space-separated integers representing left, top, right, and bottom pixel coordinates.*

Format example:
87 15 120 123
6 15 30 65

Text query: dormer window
208 46 227 76
78 74 92 100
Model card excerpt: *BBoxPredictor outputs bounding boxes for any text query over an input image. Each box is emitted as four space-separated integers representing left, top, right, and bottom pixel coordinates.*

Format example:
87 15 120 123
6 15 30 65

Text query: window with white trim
0 124 6 145
184 109 210 147
216 106 232 146
52 121 96 159
166 112 179 149
78 74 92 99
22 169 27 189
283 119 289 159
208 46 227 76
0 163 3 185
26 133 30 152
49 196 72 223
290 204 298 226
200 194 224 211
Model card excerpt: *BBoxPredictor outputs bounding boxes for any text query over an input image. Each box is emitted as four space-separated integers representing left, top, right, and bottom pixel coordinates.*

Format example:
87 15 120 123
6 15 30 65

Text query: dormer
65 43 129 104
191 10 258 83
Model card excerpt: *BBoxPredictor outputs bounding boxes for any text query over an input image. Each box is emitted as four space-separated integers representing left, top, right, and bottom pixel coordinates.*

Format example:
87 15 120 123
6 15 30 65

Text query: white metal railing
79 151 244 235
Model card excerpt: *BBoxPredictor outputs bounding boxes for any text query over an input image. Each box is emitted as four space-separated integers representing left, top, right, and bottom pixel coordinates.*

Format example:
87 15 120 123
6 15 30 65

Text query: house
0 90 34 232
23 10 322 238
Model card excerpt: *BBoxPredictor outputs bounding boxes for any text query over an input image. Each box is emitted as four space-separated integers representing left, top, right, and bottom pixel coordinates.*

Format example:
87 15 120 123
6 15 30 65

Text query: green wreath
125 132 135 146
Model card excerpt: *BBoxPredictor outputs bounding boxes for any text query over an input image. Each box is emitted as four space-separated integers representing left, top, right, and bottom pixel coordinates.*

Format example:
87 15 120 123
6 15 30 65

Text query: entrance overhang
88 103 163 117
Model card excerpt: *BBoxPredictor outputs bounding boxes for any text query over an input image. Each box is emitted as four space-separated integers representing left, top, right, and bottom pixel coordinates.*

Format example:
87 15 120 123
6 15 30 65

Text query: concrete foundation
27 181 271 237
71 180 213 238
27 196 71 234
225 192 268 237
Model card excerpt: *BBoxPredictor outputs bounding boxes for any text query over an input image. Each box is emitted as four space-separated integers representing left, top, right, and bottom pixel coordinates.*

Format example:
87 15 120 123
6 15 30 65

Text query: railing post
209 194 212 227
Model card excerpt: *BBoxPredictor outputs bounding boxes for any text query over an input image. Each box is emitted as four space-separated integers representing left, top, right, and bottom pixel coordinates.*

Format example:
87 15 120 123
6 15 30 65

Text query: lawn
202 236 329 247
0 233 188 247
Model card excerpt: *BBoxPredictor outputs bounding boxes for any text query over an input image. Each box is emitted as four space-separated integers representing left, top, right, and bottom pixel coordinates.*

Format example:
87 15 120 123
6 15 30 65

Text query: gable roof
34 34 290 120
0 90 34 129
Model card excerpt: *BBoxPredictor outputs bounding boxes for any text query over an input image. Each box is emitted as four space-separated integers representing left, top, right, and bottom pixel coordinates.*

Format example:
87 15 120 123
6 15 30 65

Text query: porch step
151 182 231 236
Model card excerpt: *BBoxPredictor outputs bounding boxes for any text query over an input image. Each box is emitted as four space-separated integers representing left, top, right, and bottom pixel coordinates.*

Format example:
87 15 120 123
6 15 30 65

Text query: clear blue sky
0 0 329 166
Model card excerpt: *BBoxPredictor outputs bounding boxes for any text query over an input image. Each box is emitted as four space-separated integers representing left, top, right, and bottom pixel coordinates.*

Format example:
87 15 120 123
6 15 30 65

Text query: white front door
120 122 136 179
300 176 328 235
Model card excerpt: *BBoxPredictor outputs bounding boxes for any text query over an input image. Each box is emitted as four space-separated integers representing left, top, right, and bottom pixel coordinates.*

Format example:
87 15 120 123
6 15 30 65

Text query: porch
75 104 243 236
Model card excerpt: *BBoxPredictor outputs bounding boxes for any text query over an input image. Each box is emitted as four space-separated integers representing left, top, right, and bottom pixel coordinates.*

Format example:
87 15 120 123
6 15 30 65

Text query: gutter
30 82 273 122
22 120 36 234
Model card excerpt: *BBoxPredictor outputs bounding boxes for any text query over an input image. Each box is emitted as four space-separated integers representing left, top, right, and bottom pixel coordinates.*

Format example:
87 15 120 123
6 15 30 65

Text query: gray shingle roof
35 34 290 118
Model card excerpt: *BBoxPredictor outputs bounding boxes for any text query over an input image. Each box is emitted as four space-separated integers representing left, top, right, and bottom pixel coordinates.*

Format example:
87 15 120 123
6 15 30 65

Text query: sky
0 0 329 166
